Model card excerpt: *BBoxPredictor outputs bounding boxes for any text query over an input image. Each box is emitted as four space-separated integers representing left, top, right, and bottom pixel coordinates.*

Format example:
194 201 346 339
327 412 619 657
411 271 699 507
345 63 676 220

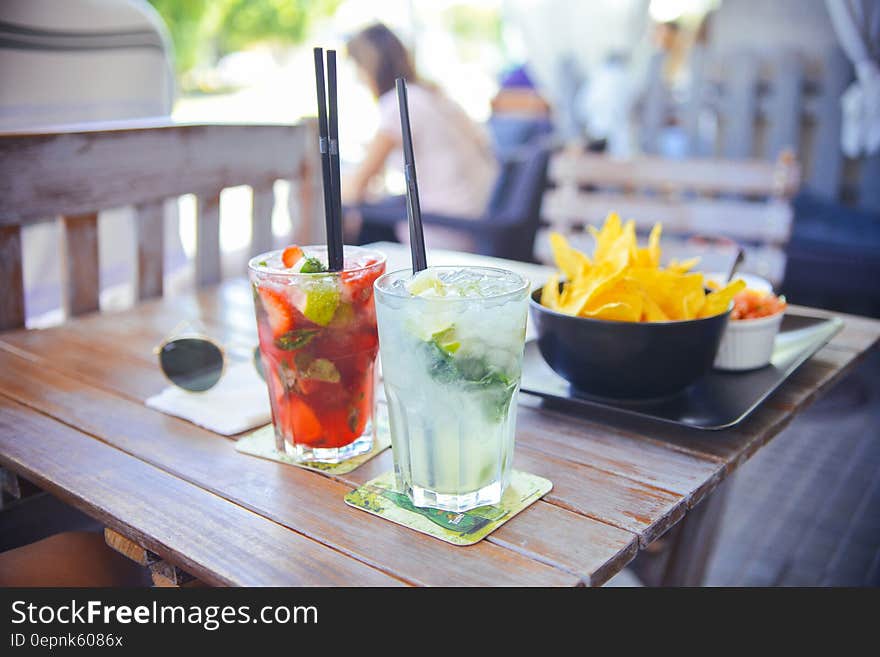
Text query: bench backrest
539 149 800 283
0 120 324 330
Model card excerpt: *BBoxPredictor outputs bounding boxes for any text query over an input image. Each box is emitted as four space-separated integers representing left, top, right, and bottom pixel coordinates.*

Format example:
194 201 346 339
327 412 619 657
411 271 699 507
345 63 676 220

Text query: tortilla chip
699 279 747 318
540 212 733 324
549 232 591 281
541 273 561 310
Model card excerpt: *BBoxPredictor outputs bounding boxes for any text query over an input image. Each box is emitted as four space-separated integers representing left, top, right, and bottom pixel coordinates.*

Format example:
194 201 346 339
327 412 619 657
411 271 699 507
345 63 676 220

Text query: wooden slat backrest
765 50 804 160
542 149 799 285
0 120 321 330
135 200 165 300
807 50 851 200
666 46 878 210
0 121 309 223
720 50 760 159
542 193 793 244
545 152 798 238
547 150 799 198
61 213 100 316
0 226 25 331
195 193 222 287
251 184 275 257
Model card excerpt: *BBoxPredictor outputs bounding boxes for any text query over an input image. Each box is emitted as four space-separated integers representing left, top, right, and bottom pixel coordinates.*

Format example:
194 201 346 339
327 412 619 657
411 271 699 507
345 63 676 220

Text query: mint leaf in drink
421 340 458 383
257 260 268 267
347 406 360 434
304 358 340 383
294 353 340 383
274 328 319 351
420 339 517 422
473 371 517 422
299 257 327 274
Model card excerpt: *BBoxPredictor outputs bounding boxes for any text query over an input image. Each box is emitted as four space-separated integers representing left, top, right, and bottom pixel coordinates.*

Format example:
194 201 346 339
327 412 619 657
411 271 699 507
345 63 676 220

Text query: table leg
1 466 21 510
104 527 202 587
630 476 732 587
150 561 202 587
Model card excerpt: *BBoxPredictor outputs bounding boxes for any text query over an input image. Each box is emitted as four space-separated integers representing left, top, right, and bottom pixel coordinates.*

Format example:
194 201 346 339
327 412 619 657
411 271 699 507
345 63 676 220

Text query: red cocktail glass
248 245 386 462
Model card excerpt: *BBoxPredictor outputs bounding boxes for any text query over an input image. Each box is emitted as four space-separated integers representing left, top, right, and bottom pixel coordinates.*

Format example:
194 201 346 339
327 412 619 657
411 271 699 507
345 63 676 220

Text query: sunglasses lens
159 338 224 392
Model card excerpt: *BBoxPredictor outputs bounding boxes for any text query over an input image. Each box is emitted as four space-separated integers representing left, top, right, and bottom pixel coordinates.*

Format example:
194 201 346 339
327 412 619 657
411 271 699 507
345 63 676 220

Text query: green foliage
147 0 340 75
147 0 213 74
443 5 502 45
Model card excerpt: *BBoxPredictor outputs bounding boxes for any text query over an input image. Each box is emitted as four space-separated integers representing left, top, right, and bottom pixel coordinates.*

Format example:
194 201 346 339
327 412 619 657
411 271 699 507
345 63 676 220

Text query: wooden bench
540 149 800 284
0 119 324 331
0 119 325 584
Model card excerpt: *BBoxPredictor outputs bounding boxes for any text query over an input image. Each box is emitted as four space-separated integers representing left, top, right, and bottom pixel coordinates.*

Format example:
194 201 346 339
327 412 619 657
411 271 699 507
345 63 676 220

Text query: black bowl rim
529 287 732 327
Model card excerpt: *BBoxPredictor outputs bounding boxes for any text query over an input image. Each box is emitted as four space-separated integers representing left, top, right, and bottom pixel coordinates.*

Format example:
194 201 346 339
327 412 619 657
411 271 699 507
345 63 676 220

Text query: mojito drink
375 267 529 511
249 245 385 463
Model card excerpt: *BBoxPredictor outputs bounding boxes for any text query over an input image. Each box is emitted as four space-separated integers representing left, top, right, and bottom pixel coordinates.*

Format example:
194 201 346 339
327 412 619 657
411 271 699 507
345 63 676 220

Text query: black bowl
529 288 730 400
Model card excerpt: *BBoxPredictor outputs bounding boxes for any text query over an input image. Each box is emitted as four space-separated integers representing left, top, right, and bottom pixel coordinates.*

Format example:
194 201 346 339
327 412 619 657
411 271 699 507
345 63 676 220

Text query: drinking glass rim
248 245 387 277
375 266 530 302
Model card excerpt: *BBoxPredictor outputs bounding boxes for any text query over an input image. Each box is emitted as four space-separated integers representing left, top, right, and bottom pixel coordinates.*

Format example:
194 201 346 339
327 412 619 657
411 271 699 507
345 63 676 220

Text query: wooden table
0 244 877 586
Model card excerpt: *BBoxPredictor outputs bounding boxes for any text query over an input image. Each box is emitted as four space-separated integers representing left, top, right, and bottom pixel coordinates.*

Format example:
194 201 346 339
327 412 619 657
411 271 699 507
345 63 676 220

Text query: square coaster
344 470 552 546
235 407 391 475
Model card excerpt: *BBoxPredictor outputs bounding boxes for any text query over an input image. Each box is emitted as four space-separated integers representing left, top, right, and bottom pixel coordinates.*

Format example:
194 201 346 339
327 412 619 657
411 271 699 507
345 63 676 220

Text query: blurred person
654 20 686 87
488 65 553 158
343 23 498 250
642 19 689 157
504 0 650 142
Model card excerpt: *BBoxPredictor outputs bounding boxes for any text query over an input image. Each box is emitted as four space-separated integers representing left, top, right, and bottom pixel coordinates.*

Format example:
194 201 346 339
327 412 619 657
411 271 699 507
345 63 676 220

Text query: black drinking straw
312 47 344 272
325 50 345 272
395 77 427 273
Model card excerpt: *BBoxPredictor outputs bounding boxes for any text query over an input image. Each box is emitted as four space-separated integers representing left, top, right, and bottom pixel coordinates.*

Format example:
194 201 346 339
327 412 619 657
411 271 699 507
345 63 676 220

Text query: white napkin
146 361 271 436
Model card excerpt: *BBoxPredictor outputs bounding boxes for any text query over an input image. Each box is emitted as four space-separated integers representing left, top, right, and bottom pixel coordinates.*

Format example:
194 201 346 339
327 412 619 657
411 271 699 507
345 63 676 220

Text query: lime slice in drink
302 282 340 326
406 270 446 297
328 301 355 329
431 326 460 355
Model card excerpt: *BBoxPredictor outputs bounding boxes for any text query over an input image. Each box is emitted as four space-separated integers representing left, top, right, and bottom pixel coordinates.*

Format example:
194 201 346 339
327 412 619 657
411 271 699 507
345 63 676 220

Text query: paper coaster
235 408 391 475
344 470 552 546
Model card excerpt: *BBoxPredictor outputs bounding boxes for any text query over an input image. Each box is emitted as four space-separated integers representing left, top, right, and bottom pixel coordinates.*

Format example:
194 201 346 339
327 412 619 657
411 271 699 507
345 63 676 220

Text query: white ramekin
714 311 785 371
704 272 773 294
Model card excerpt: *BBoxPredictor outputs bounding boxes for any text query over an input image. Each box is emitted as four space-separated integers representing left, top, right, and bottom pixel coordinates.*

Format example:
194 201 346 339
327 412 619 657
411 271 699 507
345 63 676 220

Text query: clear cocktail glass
374 266 529 511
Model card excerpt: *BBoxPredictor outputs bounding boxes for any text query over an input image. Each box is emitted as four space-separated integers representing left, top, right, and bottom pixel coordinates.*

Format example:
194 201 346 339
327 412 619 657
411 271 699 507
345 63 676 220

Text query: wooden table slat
514 448 687 547
0 350 582 586
333 447 638 584
0 397 403 586
0 340 685 550
514 403 725 503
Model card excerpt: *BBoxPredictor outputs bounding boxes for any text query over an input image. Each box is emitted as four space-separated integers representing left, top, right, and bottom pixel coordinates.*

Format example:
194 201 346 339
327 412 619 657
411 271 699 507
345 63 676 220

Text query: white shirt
377 84 498 219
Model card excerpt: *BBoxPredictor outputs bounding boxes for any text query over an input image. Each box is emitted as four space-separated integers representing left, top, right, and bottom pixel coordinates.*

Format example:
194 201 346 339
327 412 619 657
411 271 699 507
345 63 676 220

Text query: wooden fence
640 46 879 211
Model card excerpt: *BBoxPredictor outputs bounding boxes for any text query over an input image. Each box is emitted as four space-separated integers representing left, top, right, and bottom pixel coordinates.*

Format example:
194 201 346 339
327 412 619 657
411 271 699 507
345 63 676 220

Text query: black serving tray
520 312 843 430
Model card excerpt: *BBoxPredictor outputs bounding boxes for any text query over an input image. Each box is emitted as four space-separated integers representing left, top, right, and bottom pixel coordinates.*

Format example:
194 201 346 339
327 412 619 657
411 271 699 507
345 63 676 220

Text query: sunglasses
155 321 265 392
